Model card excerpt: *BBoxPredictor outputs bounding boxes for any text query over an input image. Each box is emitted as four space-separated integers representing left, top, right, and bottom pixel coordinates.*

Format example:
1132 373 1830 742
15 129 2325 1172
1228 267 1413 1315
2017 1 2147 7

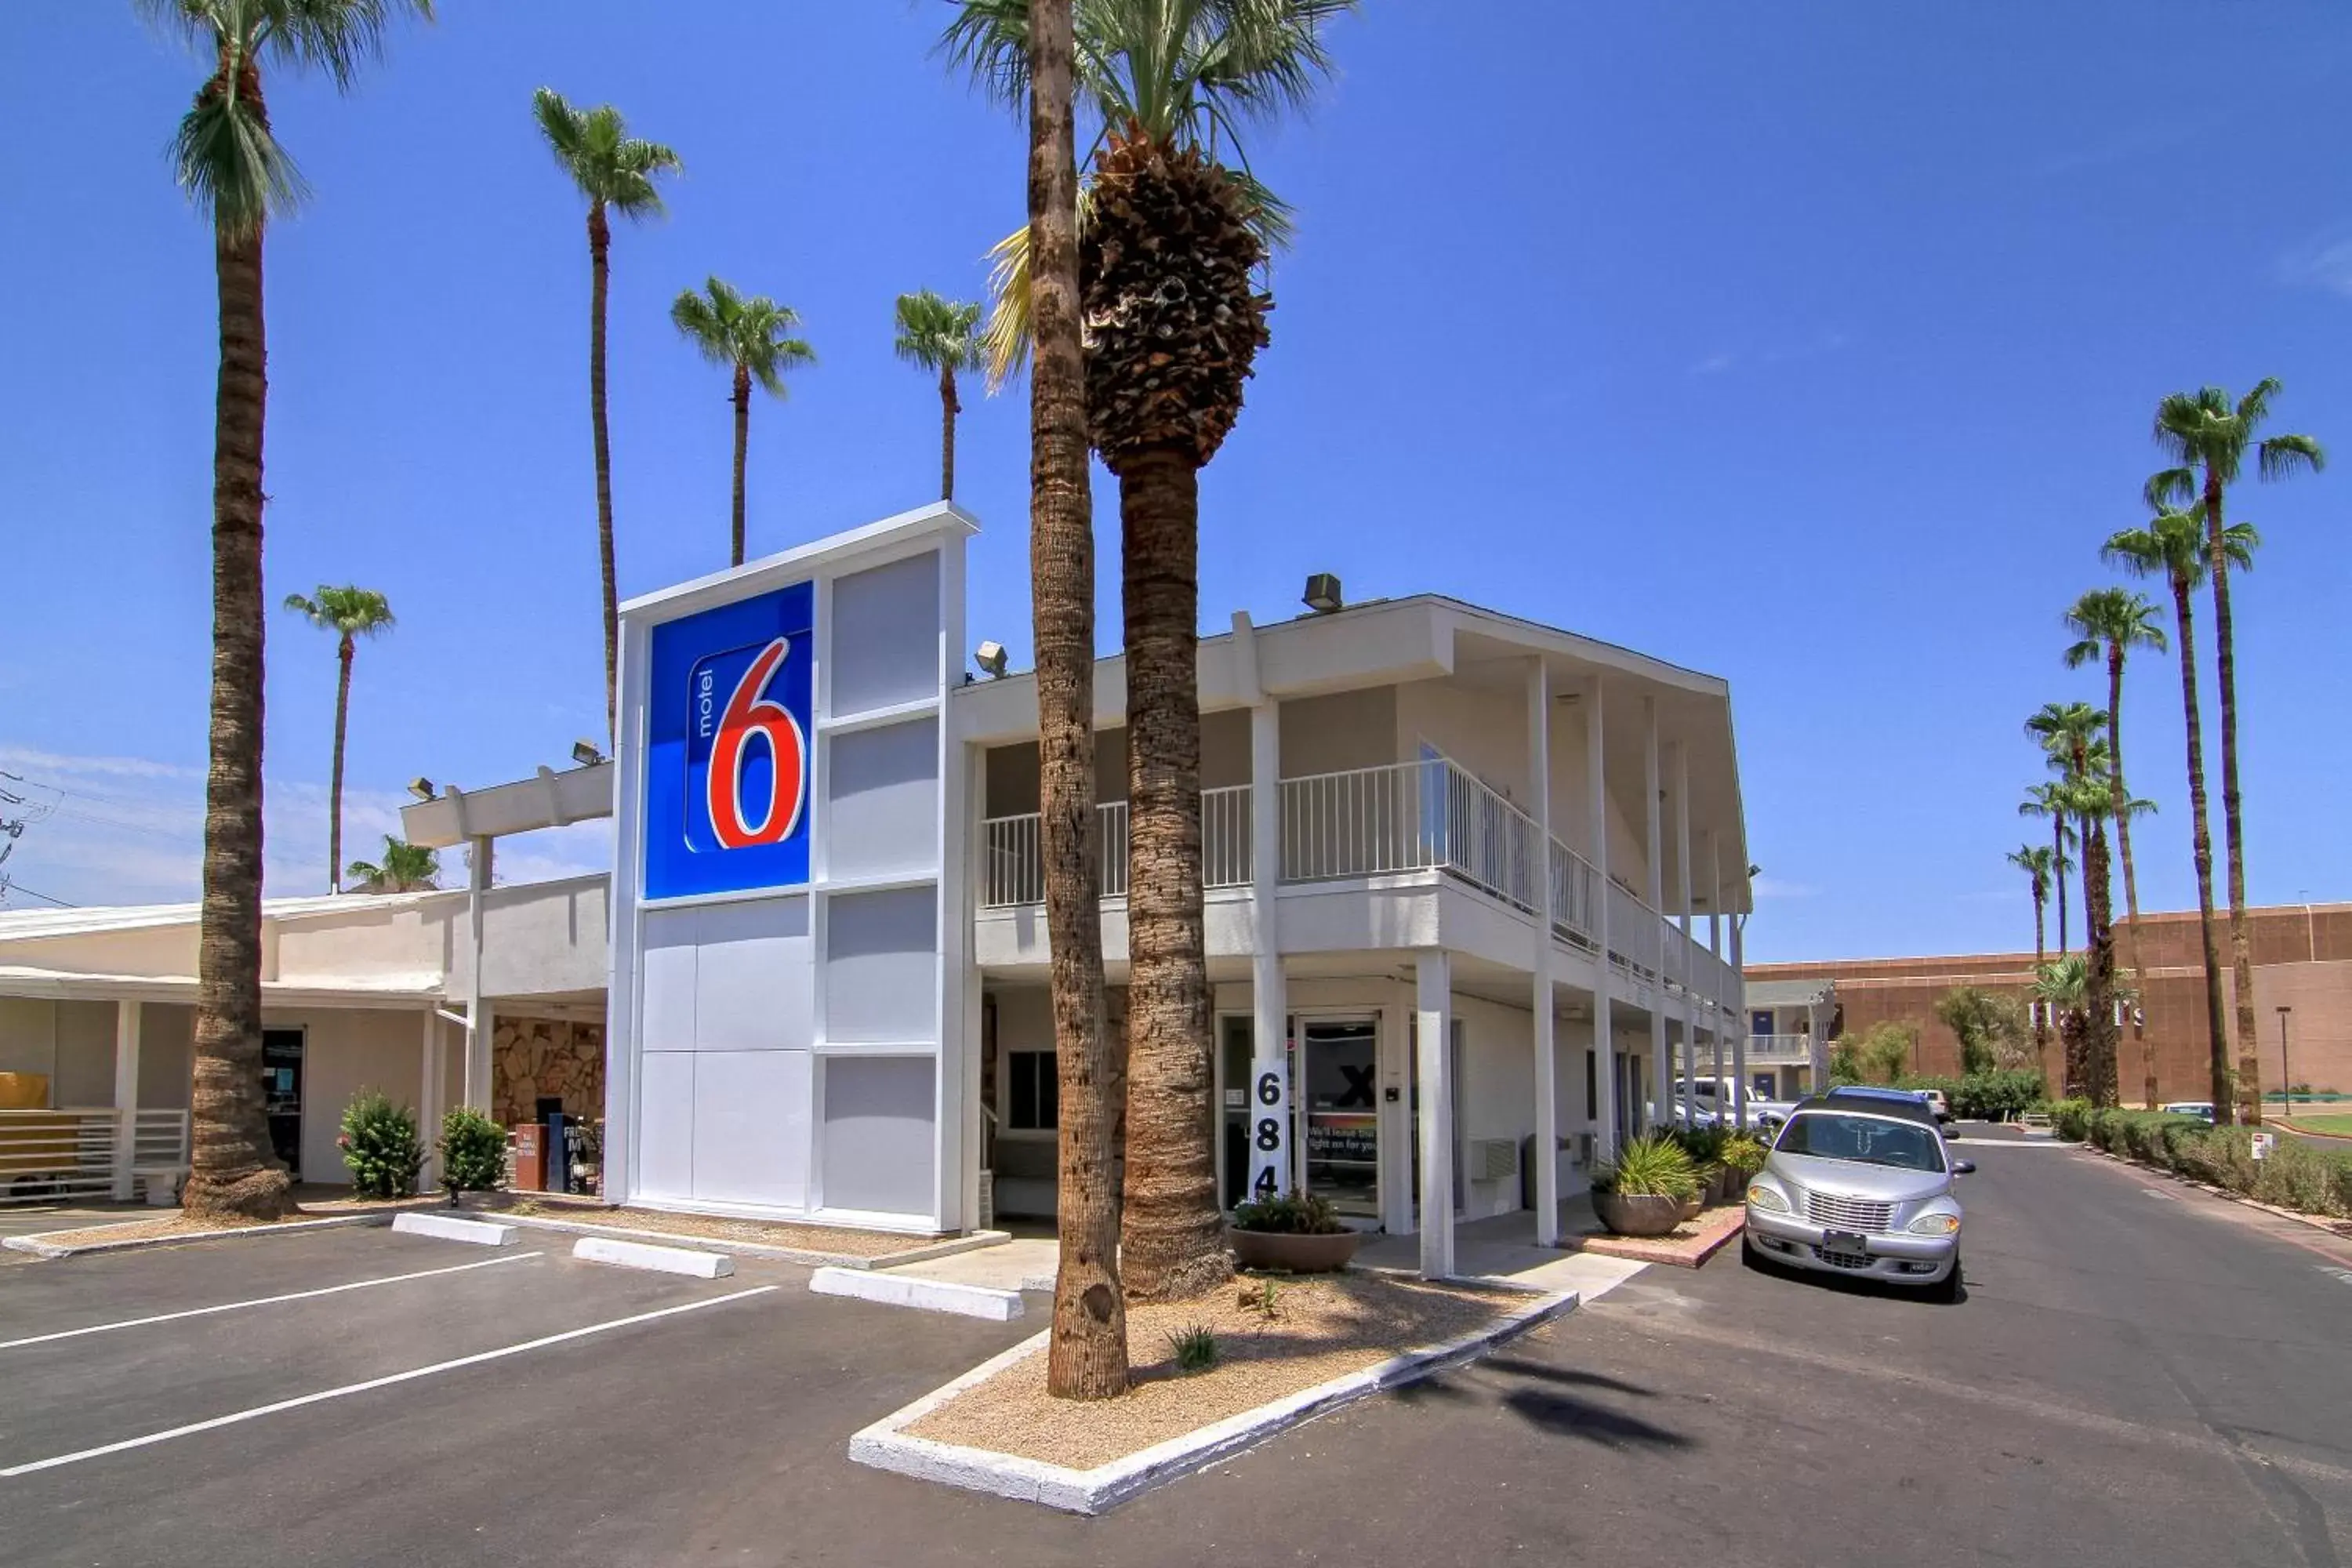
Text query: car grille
1806 1191 1895 1233
1810 1245 1875 1270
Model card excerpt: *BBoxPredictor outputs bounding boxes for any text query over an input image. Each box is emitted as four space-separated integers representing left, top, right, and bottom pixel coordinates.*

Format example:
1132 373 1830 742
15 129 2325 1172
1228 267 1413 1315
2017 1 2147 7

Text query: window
1007 1050 1058 1131
1773 1112 1944 1173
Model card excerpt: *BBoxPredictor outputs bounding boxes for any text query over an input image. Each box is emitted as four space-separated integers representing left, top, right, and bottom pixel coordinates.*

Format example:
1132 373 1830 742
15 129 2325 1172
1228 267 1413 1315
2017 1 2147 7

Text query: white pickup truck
1676 1078 1798 1132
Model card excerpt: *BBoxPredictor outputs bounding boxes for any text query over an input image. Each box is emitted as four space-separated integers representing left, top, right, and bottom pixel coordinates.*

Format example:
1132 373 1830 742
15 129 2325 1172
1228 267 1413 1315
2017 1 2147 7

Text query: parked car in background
1826 1084 1947 1129
1679 1077 1797 1131
2159 1101 2216 1124
1744 1095 1973 1302
1916 1088 1953 1125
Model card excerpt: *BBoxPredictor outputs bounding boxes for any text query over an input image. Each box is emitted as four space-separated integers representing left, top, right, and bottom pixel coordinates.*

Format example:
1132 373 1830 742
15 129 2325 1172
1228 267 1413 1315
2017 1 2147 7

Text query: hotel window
1007 1050 1058 1131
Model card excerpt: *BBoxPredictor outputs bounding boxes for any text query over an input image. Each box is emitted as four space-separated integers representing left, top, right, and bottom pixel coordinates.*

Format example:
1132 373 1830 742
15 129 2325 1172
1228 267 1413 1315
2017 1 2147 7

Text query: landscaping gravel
488 1198 929 1258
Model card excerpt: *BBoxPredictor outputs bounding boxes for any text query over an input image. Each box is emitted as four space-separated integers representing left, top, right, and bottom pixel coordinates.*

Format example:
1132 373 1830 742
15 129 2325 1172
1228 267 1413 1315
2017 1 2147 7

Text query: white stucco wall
263 1007 434 1185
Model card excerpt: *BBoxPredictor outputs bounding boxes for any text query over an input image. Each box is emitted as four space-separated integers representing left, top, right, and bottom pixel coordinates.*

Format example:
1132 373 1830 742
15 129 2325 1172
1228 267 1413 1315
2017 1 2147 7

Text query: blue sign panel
644 581 815 899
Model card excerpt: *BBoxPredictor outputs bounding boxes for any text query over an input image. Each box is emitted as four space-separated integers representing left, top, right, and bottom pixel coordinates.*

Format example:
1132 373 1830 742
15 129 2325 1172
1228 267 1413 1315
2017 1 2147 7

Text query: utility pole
2276 1006 2294 1119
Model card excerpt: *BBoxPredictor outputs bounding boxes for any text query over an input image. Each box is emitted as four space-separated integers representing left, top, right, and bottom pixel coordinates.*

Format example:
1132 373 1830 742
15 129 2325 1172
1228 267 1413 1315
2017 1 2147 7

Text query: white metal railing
982 811 1042 908
1744 1033 1815 1065
0 1108 190 1207
1097 800 1130 898
1606 882 1664 980
982 791 1250 909
1548 837 1600 950
1200 785 1250 889
1279 757 1542 913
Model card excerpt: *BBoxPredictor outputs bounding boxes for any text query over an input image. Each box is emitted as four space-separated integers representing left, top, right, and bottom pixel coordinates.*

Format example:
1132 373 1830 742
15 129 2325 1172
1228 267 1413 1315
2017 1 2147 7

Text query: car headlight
1745 1183 1789 1213
1905 1211 1961 1236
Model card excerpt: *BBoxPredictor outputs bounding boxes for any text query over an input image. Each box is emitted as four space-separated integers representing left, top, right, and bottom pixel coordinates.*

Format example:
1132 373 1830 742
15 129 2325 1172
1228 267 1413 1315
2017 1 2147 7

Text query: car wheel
1742 1236 1774 1274
1931 1254 1963 1304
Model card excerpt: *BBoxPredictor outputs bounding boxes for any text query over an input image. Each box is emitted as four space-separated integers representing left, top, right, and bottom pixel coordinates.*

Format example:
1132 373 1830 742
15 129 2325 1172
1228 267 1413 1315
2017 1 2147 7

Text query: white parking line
0 1253 543 1352
0 1285 779 1479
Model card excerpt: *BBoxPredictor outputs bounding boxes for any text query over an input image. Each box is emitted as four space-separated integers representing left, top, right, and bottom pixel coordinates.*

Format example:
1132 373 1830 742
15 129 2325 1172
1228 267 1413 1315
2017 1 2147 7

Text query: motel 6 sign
644 581 815 900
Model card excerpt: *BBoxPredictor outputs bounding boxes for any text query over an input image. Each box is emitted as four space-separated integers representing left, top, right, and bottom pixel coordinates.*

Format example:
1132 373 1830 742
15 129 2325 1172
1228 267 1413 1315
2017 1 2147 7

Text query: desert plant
337 1091 424 1200
437 1107 506 1203
1719 1133 1769 1178
1592 1134 1700 1201
2049 1098 2093 1142
1951 1069 2045 1122
1231 1187 1345 1235
1934 987 2030 1077
1167 1323 1219 1374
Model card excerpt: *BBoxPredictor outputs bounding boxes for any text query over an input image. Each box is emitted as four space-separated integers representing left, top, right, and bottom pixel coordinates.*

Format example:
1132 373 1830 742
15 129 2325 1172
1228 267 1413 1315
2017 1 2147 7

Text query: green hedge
1896 1069 2046 1121
2064 1108 2352 1219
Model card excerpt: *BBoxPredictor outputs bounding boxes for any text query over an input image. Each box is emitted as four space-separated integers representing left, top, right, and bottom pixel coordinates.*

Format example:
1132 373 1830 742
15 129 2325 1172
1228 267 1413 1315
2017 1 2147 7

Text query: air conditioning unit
1471 1137 1519 1182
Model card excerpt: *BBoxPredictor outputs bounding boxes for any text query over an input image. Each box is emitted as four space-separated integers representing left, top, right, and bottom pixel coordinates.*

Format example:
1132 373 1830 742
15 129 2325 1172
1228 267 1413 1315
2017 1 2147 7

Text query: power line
0 878 75 909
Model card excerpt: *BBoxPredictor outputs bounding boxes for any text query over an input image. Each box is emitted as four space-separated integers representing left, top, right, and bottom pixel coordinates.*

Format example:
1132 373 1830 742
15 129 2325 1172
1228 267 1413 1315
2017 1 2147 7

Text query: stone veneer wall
492 1016 605 1129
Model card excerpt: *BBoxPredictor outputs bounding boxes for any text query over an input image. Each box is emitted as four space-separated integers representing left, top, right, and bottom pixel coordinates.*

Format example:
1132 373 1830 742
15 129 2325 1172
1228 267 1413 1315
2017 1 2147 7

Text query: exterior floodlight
975 640 1009 678
406 777 435 802
1303 573 1344 614
572 739 605 768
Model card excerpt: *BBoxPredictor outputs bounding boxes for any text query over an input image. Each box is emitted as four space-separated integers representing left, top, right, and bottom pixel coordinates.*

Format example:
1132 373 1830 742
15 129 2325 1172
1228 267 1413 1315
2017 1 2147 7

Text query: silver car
1743 1099 1973 1301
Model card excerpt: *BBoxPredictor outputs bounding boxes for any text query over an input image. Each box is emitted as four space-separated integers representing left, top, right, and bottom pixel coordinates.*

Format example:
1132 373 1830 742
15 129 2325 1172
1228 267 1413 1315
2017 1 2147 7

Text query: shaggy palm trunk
2103 646 2151 1106
329 634 353 893
2204 477 2261 1124
939 364 960 502
185 122 295 1224
1029 0 1126 1402
1116 448 1227 1302
2060 1010 2089 1101
589 202 619 745
2168 569 2233 1123
2052 818 2069 955
2082 818 2121 1109
729 363 750 568
2030 887 2048 1068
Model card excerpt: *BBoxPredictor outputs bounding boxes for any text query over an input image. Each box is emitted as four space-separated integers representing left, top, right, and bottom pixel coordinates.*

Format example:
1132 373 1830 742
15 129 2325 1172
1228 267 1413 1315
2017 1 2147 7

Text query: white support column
1708 835 1725 1112
1730 913 1749 1129
1248 695 1290 1201
1643 707 1665 1132
1586 676 1617 1163
418 1007 443 1186
1674 742 1695 1123
1808 1000 1827 1089
1527 659 1558 1244
1416 951 1454 1280
464 834 494 1112
111 1000 143 1201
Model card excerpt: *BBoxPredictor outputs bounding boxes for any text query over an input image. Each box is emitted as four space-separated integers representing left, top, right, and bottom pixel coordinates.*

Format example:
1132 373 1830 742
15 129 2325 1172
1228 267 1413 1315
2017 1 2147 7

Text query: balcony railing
1744 1033 1817 1065
0 1108 190 1206
981 789 1243 908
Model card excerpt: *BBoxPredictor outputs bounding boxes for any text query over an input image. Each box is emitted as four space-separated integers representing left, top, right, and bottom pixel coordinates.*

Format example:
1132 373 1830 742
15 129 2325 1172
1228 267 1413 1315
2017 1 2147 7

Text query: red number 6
707 638 806 848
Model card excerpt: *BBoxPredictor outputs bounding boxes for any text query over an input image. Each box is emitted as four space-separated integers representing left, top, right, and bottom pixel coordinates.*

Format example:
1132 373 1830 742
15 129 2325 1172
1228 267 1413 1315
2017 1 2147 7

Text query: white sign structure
2251 1131 2276 1162
604 503 977 1235
1247 1058 1290 1204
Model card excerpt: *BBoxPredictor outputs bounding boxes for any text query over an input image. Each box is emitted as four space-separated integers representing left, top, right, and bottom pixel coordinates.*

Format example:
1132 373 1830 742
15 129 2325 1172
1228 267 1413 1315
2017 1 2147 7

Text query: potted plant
1672 1125 1730 1209
1227 1189 1361 1272
1719 1132 1769 1201
1592 1134 1700 1236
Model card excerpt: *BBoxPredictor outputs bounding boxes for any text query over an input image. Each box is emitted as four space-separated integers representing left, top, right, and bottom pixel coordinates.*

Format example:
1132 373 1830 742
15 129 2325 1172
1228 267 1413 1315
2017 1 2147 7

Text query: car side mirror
1952 1159 1976 1176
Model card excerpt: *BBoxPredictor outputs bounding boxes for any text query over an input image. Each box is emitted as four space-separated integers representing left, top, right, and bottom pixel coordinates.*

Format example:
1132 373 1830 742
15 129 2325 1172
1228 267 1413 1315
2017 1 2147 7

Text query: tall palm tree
893 291 985 501
533 89 681 740
2062 586 2165 1067
2032 955 2092 1099
2105 502 2259 1122
137 0 430 1225
346 837 439 893
2017 782 2078 953
943 0 1354 1305
2005 843 2054 1065
283 586 397 893
2027 704 2118 1107
2148 382 2325 1124
670 278 815 568
1022 0 1127 1400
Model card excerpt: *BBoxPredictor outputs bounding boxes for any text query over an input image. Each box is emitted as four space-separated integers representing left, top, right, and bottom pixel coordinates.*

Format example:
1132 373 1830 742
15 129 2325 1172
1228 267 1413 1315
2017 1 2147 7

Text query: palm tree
2149 382 2325 1124
2005 843 2055 1065
346 837 439 893
2028 704 2119 1107
942 0 1353 1305
670 278 815 568
2105 502 2259 1122
283 586 397 893
2017 783 2078 953
2062 587 2165 1058
137 0 430 1225
893 291 985 501
2032 955 2092 1099
533 89 681 740
1022 0 1126 1400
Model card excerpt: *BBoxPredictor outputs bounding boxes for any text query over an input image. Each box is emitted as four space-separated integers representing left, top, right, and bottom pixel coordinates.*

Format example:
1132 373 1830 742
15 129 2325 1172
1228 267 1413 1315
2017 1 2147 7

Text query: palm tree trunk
730 363 750 568
330 635 353 894
2082 818 2120 1109
589 201 619 746
2031 887 2048 1067
1117 445 1227 1303
2105 645 2149 1106
1029 0 1125 1401
939 364 960 502
2204 477 2261 1125
2053 818 2069 954
184 212 295 1225
2169 570 2233 1123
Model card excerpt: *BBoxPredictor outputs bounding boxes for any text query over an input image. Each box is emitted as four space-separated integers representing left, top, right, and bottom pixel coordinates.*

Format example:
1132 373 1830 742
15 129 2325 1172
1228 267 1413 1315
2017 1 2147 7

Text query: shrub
1594 1134 1700 1201
2049 1098 2092 1142
1670 1125 1727 1165
1167 1323 1219 1374
338 1091 424 1200
2252 1140 2347 1218
1951 1069 2045 1122
1232 1188 1345 1235
437 1107 507 1202
1719 1133 1769 1178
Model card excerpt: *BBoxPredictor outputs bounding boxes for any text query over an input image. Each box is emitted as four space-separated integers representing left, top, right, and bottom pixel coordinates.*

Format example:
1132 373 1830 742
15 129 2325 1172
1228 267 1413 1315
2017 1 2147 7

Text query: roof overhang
0 967 445 1009
401 764 614 851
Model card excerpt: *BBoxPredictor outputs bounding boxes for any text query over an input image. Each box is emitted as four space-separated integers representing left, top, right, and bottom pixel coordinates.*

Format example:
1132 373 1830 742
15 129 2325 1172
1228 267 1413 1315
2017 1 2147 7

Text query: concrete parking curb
0 1211 396 1260
847 1284 1579 1514
810 1265 1024 1319
572 1236 735 1278
393 1213 518 1247
480 1211 1011 1271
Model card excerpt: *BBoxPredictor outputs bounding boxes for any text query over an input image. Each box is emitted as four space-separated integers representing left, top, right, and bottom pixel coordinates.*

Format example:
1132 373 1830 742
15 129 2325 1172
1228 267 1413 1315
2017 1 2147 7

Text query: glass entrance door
261 1028 304 1179
1302 1018 1379 1220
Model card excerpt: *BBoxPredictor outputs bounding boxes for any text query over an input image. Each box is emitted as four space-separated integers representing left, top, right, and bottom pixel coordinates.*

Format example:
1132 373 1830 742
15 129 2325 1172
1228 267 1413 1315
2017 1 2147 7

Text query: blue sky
4 2 2349 963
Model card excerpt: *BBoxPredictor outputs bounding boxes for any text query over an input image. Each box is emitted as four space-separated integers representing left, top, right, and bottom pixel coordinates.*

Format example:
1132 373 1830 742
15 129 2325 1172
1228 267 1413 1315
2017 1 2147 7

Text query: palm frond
672 276 813 397
2258 431 2325 481
2142 466 2195 510
894 289 987 373
284 583 395 636
168 87 307 238
534 87 680 215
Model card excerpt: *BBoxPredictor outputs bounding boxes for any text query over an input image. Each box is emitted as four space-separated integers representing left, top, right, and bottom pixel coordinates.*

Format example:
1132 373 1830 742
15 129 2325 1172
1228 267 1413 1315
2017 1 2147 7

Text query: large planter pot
1712 1167 1744 1203
1226 1225 1363 1273
1593 1191 1685 1238
1679 1193 1704 1222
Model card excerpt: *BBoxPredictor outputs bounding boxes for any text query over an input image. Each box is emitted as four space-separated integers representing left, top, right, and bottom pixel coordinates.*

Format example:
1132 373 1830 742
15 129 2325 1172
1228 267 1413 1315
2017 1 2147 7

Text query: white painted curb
849 1285 1579 1512
1 1211 397 1260
811 1265 1025 1321
572 1236 735 1279
393 1212 519 1247
485 1212 1011 1270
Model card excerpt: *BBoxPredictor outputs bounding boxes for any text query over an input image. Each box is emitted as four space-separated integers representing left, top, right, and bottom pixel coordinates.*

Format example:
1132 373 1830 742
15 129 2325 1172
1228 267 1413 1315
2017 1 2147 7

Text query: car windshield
1776 1112 1945 1173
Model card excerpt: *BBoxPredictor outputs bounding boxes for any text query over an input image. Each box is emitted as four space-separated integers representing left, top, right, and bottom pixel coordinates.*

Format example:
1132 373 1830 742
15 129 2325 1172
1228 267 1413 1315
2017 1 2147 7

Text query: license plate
1824 1229 1869 1258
